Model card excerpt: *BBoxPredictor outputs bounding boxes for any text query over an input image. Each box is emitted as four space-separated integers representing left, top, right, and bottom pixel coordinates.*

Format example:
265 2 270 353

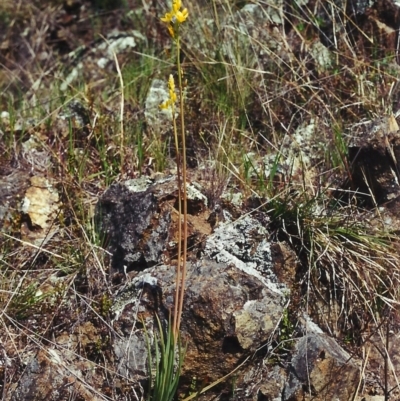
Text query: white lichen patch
125 176 153 193
299 313 324 334
21 136 52 172
60 62 83 92
291 119 321 175
186 183 208 207
293 119 316 150
310 41 332 71
153 174 175 185
204 215 287 295
96 35 138 68
234 299 276 349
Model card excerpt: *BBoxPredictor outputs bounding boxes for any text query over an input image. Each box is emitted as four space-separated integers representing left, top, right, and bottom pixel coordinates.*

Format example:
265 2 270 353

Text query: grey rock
95 175 210 272
8 323 103 401
59 100 90 129
96 180 167 271
0 170 30 231
60 31 144 92
283 333 360 401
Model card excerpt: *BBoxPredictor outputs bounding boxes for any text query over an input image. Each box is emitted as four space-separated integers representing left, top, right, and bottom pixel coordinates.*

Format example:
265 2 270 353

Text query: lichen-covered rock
348 114 400 206
111 257 286 389
99 174 359 400
96 178 167 271
20 176 60 245
283 333 360 401
60 31 145 91
95 172 367 400
204 213 286 294
95 176 173 271
243 364 287 401
0 169 30 232
106 178 290 396
145 79 178 131
95 175 210 272
58 99 90 130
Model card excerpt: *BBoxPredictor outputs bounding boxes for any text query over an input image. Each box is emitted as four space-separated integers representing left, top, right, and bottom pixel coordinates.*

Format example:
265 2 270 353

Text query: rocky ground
2 0 400 400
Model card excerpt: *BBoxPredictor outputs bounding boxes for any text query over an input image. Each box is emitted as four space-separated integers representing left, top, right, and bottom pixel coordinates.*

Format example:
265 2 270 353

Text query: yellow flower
160 75 177 110
160 12 173 23
172 0 181 13
160 100 170 110
175 8 188 23
168 75 177 103
160 0 188 36
172 0 188 22
168 74 175 92
167 25 175 37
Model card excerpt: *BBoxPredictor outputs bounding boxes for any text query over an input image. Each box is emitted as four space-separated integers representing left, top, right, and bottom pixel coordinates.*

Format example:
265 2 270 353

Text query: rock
0 169 30 232
204 214 286 293
145 78 178 132
309 40 332 72
221 2 285 67
95 175 210 272
8 322 104 401
251 365 287 401
348 114 400 206
111 257 286 389
283 333 360 401
20 136 52 173
105 176 289 395
58 99 90 130
20 176 60 245
60 31 145 92
96 176 169 271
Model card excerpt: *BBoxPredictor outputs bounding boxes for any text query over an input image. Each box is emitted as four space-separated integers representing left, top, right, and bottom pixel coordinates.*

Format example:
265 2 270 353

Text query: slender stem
171 98 182 340
175 36 188 335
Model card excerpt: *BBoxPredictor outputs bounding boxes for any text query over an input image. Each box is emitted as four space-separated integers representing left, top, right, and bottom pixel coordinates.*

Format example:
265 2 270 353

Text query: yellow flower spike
171 92 177 103
168 74 175 92
160 75 177 110
168 75 175 101
160 0 188 32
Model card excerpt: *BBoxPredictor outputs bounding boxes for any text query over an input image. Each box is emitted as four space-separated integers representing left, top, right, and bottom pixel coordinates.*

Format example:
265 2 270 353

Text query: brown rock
112 257 285 390
284 333 360 401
